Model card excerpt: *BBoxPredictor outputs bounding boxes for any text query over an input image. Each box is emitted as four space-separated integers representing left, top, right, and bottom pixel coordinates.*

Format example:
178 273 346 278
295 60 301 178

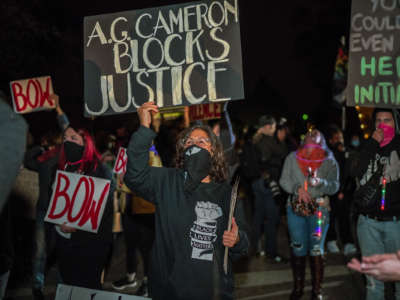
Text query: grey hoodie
279 151 339 199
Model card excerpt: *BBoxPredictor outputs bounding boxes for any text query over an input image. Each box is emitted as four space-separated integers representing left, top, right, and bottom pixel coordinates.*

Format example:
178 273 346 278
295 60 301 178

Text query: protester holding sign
124 102 249 300
48 98 115 290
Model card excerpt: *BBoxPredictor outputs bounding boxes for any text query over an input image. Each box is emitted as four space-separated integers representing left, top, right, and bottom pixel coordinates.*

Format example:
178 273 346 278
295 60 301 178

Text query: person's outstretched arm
49 94 70 131
124 102 160 203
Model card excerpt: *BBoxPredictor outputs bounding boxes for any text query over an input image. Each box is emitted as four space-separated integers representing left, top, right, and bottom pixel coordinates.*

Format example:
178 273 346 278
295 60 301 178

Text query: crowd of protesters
2 89 400 300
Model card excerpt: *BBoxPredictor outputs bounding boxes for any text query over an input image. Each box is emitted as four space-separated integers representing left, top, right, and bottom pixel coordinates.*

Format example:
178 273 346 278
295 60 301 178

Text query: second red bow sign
45 171 111 233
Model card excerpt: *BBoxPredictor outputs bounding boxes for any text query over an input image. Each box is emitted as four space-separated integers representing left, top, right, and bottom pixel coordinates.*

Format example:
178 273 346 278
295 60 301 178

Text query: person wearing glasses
124 102 249 300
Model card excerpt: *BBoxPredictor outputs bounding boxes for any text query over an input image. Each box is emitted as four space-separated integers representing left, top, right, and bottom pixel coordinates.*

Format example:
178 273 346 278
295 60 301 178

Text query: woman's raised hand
138 102 159 128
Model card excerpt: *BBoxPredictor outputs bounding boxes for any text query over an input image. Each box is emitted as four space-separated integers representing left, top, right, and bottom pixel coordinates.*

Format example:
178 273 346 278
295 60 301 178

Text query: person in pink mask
349 108 400 300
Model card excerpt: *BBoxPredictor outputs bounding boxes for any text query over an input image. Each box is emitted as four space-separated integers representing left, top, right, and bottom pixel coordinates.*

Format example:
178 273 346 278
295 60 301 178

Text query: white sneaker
327 240 340 254
343 243 357 256
112 273 138 290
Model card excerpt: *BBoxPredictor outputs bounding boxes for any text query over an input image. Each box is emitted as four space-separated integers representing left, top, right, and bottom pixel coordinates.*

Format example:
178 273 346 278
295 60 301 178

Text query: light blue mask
351 139 360 148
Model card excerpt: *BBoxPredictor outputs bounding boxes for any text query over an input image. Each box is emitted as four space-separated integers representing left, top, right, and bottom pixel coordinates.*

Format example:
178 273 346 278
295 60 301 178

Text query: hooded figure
350 107 400 300
280 129 339 300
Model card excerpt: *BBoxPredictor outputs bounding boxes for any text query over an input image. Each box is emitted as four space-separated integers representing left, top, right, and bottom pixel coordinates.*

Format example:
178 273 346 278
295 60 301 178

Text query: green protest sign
347 0 400 107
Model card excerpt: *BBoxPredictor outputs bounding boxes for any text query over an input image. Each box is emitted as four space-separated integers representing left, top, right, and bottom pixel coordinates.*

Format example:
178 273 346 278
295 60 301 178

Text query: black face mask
183 145 212 197
64 141 84 163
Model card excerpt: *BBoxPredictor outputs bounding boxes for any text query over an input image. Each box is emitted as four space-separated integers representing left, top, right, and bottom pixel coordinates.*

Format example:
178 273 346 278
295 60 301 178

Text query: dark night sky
0 0 353 137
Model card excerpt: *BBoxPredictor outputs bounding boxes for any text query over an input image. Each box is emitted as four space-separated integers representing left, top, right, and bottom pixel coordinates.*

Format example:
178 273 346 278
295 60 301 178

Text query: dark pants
251 178 280 256
122 213 155 276
327 195 354 245
56 236 111 290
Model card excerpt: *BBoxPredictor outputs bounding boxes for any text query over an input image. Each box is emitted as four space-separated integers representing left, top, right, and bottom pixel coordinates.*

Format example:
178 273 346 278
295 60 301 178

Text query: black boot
290 255 306 300
309 255 324 300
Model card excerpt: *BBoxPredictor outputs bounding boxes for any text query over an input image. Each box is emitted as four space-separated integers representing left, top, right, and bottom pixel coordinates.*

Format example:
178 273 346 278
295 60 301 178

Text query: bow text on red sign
45 171 111 233
113 147 128 175
10 76 55 114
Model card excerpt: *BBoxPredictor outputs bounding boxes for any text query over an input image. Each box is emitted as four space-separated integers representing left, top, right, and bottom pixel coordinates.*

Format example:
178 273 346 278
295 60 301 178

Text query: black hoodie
125 126 249 300
354 135 400 217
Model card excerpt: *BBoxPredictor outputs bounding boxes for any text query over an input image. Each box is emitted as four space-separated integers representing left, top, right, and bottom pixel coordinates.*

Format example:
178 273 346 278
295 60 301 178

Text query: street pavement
4 216 366 300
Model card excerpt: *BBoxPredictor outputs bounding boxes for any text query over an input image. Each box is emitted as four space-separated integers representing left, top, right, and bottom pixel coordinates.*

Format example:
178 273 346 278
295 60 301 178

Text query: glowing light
360 124 366 129
302 114 309 121
381 177 386 211
315 207 323 238
358 113 363 119
355 106 360 110
364 133 369 139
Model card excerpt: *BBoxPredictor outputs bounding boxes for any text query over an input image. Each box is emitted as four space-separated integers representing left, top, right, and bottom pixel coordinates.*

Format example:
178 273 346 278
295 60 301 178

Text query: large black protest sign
84 0 243 116
347 0 400 108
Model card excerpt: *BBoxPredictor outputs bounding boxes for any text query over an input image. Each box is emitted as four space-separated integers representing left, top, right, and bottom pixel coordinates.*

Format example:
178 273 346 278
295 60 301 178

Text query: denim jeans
287 204 330 257
357 215 400 300
32 210 47 290
252 178 280 256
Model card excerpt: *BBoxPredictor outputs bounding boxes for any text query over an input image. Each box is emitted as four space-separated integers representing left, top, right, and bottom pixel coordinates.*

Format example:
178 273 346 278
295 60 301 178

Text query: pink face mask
378 123 395 147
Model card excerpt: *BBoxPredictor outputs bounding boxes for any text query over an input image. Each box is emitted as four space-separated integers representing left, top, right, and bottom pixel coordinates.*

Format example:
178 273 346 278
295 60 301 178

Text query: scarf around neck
295 144 327 176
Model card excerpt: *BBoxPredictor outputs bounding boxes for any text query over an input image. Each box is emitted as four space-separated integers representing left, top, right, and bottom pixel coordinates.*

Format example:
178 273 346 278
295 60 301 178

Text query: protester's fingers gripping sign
138 101 159 128
223 217 239 248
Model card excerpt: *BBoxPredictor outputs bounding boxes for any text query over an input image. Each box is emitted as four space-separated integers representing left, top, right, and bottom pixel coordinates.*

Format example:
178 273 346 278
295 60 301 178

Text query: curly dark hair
175 125 228 183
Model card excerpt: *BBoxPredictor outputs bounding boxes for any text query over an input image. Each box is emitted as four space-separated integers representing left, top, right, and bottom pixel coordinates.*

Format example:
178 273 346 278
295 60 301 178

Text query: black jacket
125 126 249 300
353 135 400 217
255 134 288 180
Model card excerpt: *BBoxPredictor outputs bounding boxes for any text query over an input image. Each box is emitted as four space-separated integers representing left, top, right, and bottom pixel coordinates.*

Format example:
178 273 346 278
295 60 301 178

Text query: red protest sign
45 171 111 233
189 103 222 122
10 76 55 114
113 147 127 175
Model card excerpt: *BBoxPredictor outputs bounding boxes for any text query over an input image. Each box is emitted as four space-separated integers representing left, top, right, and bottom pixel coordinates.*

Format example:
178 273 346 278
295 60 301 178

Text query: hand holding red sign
49 93 65 116
60 223 77 233
45 171 111 233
